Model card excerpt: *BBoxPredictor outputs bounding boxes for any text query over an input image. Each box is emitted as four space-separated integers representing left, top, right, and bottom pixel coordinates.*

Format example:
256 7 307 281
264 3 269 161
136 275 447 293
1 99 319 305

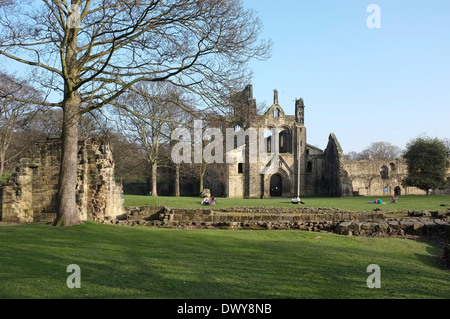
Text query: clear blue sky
244 0 450 153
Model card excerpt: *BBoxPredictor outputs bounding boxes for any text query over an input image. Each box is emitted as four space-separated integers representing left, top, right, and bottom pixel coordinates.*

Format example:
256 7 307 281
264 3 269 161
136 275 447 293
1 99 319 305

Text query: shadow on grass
1 223 449 299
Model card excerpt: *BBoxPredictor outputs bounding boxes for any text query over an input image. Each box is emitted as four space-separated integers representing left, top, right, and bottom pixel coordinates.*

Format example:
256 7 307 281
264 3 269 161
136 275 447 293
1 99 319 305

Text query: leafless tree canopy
345 141 403 160
0 0 270 111
0 72 42 177
114 82 191 196
0 0 271 225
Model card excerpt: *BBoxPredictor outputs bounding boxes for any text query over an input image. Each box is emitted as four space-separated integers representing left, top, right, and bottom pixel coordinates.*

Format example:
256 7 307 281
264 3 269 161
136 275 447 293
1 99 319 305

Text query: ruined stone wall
318 135 450 197
343 159 426 196
321 133 353 197
102 205 450 240
0 138 125 223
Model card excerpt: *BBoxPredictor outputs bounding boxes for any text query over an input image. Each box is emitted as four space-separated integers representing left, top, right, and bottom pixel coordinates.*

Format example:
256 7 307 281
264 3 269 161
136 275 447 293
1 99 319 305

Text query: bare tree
106 129 148 182
442 137 450 155
0 0 270 225
115 82 190 197
357 142 403 160
344 151 359 161
0 72 41 177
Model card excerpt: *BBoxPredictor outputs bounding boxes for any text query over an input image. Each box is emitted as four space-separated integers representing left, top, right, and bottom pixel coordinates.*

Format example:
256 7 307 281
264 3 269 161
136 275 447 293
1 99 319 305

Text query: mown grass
0 222 448 299
123 194 450 214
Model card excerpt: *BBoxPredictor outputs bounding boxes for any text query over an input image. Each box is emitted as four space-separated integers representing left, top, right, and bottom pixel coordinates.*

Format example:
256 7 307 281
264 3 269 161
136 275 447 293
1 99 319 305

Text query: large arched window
279 129 291 153
264 129 272 153
380 165 389 180
307 161 313 173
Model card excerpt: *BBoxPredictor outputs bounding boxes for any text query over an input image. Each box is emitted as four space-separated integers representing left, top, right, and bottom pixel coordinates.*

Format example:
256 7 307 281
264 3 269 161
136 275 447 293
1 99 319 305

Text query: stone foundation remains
0 138 125 223
102 205 450 240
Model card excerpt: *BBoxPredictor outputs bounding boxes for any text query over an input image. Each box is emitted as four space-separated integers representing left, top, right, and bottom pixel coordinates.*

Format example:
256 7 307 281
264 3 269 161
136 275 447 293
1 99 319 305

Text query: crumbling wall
322 133 353 197
343 159 425 196
0 138 125 223
102 206 450 239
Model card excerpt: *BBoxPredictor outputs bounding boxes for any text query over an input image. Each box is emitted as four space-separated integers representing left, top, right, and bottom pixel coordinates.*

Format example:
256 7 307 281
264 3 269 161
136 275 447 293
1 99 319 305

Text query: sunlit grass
0 222 448 299
123 194 450 214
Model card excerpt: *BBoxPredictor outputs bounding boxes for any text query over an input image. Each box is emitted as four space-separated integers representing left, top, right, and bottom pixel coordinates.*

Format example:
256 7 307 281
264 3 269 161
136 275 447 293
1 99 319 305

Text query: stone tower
295 98 305 125
294 97 307 196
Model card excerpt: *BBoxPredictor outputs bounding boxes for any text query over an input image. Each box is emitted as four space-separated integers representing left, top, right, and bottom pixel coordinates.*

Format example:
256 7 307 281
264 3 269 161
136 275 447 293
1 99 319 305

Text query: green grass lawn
0 222 448 299
124 194 450 214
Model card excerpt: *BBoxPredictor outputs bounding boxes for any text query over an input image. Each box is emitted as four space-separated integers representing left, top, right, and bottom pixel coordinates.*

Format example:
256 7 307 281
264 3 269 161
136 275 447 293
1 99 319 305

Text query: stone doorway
394 186 401 196
270 174 283 197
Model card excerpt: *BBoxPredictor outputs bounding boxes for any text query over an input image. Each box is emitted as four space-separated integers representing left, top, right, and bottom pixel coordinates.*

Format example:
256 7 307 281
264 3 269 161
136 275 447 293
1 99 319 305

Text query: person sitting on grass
201 196 210 205
296 195 305 204
209 197 217 206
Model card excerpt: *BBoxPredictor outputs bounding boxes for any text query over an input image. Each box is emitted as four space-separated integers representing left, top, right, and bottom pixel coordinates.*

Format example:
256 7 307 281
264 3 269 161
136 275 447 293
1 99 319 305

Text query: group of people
291 196 305 205
370 196 398 204
201 196 217 206
200 194 398 206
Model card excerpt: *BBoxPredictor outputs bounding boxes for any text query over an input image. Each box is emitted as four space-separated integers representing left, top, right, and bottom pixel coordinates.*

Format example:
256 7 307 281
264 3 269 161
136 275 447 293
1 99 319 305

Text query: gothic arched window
274 108 280 118
380 165 389 180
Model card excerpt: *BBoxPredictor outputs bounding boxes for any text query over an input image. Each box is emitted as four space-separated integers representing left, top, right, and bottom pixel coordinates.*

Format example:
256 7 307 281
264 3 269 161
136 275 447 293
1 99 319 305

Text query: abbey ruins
224 85 450 198
0 85 449 224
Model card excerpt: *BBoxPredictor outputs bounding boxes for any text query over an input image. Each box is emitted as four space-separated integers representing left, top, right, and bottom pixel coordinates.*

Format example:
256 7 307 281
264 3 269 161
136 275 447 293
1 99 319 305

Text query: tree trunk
0 150 5 180
199 164 206 195
175 163 180 197
53 97 82 226
151 162 158 197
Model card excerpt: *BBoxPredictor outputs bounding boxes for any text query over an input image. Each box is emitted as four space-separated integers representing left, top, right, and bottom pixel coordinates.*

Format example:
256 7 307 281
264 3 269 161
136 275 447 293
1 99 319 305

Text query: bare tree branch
0 0 271 225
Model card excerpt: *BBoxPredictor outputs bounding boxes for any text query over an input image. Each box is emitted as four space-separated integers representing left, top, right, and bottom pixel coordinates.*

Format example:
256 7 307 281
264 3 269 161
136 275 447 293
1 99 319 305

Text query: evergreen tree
402 137 449 194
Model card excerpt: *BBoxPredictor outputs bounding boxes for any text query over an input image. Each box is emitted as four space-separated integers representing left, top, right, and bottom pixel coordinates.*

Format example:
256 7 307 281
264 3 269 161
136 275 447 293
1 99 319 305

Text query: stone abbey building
224 85 449 198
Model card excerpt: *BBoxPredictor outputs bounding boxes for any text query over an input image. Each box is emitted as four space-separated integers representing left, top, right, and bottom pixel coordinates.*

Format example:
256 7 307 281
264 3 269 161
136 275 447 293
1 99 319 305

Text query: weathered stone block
388 220 400 229
336 221 352 234
376 222 389 232
399 220 414 229
412 222 424 232
361 222 376 230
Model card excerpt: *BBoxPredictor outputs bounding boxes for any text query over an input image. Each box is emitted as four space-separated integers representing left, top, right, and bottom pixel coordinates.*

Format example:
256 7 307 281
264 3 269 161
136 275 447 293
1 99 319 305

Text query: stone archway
394 186 401 196
270 174 283 197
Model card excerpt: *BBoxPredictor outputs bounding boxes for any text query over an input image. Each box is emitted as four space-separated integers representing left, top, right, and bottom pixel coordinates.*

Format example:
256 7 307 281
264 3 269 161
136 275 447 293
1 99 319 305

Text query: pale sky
244 0 450 153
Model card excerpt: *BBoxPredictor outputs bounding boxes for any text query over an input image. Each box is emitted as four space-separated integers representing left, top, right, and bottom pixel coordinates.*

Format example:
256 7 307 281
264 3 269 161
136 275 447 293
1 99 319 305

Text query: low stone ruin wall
102 206 450 240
